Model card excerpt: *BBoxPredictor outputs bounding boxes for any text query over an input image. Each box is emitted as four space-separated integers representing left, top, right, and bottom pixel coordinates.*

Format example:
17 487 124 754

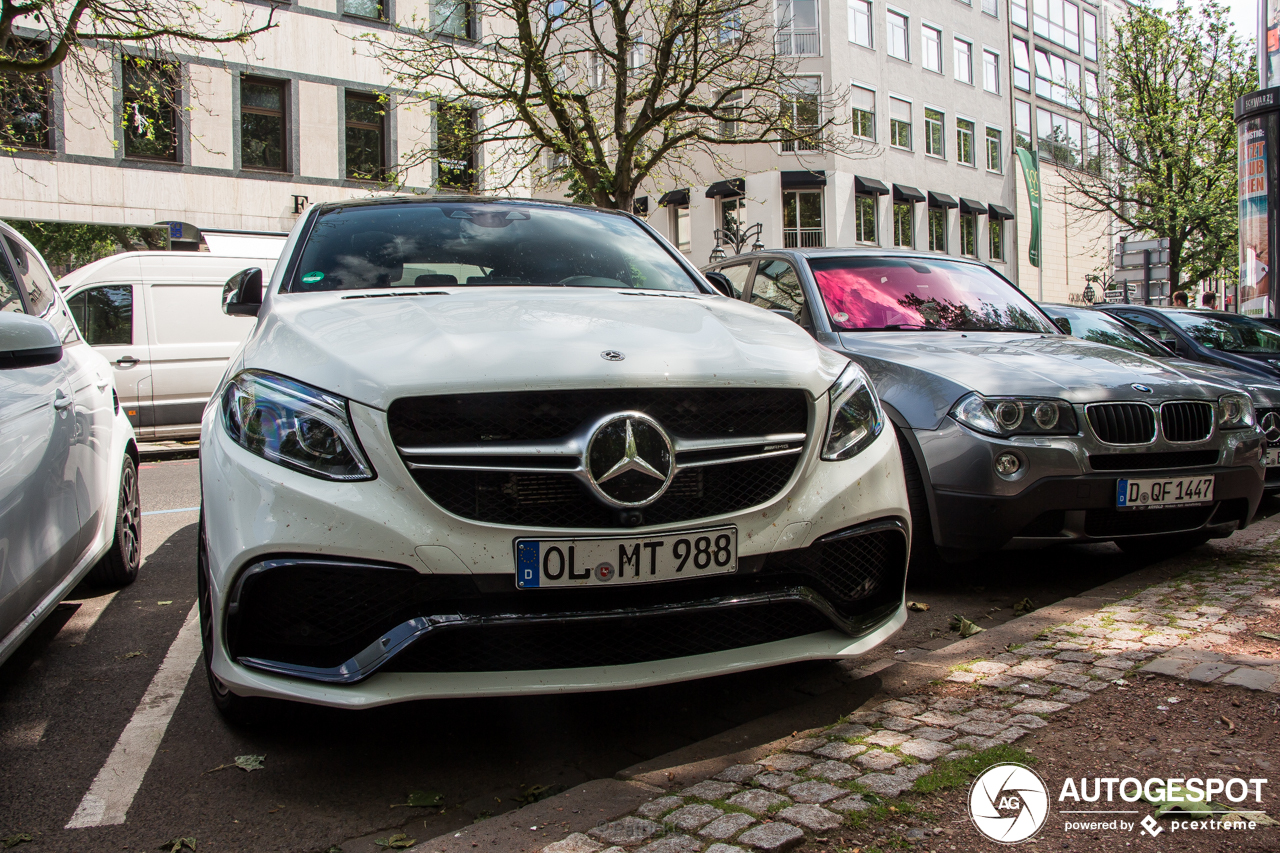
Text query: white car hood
242 288 847 409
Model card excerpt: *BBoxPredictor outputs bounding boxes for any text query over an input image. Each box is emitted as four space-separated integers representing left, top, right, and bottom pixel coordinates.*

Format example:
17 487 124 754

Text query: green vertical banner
1016 148 1042 268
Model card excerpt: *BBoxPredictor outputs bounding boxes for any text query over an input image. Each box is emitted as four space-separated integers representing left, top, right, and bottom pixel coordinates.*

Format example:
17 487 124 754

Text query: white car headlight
221 370 374 481
822 362 884 461
1218 392 1256 430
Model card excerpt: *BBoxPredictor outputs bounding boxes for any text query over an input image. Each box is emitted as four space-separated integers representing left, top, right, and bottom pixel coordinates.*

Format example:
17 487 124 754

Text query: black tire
1116 531 1213 556
198 512 272 726
895 426 943 579
87 455 141 586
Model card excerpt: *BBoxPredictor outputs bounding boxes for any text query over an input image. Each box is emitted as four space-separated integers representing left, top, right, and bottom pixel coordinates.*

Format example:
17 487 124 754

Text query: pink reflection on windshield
813 263 989 331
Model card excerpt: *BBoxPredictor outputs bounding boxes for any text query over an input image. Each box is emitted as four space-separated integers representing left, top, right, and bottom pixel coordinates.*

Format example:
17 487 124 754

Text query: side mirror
702 271 734 297
0 312 63 369
1053 317 1072 335
223 268 264 317
1161 338 1178 355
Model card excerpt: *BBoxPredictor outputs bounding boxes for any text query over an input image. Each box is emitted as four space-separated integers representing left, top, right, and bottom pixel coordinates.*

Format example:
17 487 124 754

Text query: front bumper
916 418 1264 551
200 397 911 706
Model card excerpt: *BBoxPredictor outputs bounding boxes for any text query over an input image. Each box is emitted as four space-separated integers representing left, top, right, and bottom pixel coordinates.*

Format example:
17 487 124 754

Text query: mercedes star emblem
1262 411 1280 444
601 350 625 361
1131 384 1153 393
585 413 674 508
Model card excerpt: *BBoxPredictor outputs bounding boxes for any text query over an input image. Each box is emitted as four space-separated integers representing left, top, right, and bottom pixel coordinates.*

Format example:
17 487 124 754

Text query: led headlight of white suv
822 362 885 461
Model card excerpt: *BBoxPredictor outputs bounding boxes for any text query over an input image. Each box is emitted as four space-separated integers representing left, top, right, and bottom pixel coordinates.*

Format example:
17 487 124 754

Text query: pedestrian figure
1202 291 1218 309
1172 291 1189 307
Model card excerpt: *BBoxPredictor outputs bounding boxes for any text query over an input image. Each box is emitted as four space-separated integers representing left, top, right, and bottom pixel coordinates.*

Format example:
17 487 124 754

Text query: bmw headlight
221 370 374 480
951 393 1078 437
1218 392 1256 430
822 362 884 461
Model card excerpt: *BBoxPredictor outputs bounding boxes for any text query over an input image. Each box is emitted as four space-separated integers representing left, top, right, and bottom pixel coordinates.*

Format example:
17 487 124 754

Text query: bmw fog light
822 362 885 461
995 452 1022 476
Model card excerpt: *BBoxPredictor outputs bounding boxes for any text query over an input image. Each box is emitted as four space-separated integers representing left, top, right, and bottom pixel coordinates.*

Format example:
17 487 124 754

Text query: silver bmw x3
704 249 1266 564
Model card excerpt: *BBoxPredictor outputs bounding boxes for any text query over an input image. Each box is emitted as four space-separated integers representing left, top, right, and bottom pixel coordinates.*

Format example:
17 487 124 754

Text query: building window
956 118 975 165
1015 99 1032 150
781 77 821 152
719 90 743 137
893 201 913 247
721 195 746 237
928 207 947 253
1085 70 1099 114
628 36 648 69
240 77 287 171
851 85 875 141
344 0 385 20
123 59 179 161
673 205 691 251
986 126 1002 171
982 0 998 17
1037 107 1083 167
888 10 909 61
989 218 1004 261
983 49 1000 93
1012 38 1031 91
954 38 972 84
1034 0 1080 53
1083 9 1098 61
432 0 474 38
849 0 872 48
437 103 477 190
922 25 942 73
1012 0 1028 29
0 40 52 151
1035 47 1080 107
777 0 820 56
889 97 911 149
345 92 386 181
960 213 977 257
783 190 823 248
590 53 604 89
924 107 944 158
855 194 876 243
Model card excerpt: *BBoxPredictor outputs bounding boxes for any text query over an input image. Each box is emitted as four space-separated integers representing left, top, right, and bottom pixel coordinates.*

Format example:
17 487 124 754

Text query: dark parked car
703 249 1266 567
1096 304 1280 382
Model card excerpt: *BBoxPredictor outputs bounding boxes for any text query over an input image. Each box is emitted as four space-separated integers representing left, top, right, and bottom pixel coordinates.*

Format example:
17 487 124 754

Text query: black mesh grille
1089 450 1219 471
388 388 809 446
1161 402 1214 442
384 602 834 673
1088 403 1156 444
412 455 797 528
1084 505 1214 537
761 528 904 603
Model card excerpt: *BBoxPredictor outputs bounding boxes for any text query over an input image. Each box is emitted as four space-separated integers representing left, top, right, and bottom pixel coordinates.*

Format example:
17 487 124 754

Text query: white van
59 252 279 440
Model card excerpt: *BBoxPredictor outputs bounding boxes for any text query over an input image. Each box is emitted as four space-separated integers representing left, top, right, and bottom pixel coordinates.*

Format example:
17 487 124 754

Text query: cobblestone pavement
532 531 1280 853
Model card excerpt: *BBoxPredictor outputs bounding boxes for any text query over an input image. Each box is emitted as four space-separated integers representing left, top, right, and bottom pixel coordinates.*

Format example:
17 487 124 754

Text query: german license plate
515 527 737 588
1267 448 1280 467
1116 476 1215 510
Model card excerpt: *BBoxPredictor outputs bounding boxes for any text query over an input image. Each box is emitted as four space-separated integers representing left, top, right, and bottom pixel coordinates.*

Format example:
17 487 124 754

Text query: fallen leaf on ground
391 791 444 809
2 834 32 849
161 837 197 852
205 755 265 774
1220 715 1235 732
157 601 173 606
123 651 144 659
325 847 344 853
906 601 929 612
1013 598 1035 616
1257 631 1280 641
374 834 416 850
949 614 985 638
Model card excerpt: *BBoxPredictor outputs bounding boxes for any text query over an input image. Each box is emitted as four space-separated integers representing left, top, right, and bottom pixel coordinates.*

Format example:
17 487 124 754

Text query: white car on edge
198 197 910 720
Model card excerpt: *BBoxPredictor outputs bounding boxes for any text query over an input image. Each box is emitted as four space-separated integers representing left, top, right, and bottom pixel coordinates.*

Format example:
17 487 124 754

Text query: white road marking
141 506 200 516
65 604 202 829
53 591 118 647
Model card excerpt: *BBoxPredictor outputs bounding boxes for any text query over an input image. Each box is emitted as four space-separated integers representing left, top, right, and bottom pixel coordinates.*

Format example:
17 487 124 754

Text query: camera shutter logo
969 763 1050 844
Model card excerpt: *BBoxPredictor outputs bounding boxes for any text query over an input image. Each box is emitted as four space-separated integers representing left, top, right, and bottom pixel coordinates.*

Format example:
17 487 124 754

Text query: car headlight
1218 392 1256 430
221 370 375 481
951 393 1078 437
822 362 884 461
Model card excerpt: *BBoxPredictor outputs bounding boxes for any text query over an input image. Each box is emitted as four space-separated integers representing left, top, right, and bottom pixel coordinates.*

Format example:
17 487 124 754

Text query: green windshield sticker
301 271 324 284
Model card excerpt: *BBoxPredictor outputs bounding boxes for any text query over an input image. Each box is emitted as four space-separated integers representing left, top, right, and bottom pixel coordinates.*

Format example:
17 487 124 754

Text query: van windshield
288 202 700 293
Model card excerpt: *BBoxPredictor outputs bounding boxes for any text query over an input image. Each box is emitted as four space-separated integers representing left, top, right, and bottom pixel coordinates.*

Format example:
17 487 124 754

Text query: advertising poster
1269 1 1280 87
1239 113 1273 317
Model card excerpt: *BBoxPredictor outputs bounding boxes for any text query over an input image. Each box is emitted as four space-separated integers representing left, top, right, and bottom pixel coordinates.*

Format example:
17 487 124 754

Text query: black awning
959 197 987 215
705 178 746 198
657 189 690 207
781 170 827 189
855 176 890 195
893 184 925 203
928 191 958 209
988 203 1015 220
632 196 649 216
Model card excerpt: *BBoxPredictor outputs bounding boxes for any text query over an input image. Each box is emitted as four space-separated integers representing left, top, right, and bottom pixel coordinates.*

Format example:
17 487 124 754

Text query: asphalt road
0 457 1262 853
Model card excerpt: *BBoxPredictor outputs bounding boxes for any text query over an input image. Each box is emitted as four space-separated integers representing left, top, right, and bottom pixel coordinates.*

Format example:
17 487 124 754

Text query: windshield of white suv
1163 310 1280 354
288 202 700 293
808 256 1056 333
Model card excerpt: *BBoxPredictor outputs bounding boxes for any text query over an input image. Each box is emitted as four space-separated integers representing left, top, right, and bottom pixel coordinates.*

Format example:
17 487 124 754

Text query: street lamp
1082 283 1095 304
708 242 727 263
710 222 764 262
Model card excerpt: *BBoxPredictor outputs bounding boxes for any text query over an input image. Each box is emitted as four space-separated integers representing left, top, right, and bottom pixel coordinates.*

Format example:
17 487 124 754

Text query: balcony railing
783 228 824 248
776 29 819 56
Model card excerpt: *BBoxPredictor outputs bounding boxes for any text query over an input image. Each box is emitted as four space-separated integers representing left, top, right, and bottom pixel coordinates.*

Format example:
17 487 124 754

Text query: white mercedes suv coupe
198 198 910 719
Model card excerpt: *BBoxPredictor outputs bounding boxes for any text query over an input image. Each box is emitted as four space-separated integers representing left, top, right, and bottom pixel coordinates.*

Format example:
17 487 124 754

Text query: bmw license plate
1267 448 1280 467
514 527 737 588
1116 476 1214 510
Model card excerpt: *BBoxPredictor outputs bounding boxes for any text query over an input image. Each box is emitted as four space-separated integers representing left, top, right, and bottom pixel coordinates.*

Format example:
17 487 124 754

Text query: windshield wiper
846 323 945 332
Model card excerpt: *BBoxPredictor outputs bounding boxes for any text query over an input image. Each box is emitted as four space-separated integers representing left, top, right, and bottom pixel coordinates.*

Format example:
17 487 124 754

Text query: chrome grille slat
1161 401 1213 443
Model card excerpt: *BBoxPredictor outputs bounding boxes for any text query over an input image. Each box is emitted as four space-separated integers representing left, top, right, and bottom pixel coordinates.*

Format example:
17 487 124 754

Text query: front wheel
87 456 141 586
895 426 943 579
